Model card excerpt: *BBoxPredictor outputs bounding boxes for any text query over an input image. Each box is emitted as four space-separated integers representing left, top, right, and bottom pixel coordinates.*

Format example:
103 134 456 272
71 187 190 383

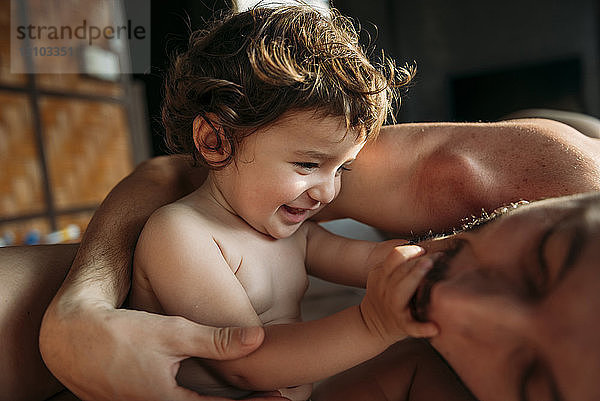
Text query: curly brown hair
162 3 413 168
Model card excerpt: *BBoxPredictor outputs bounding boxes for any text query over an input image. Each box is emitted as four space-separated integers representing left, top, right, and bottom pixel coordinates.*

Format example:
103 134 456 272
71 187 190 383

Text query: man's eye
520 360 561 401
531 222 580 299
293 162 319 171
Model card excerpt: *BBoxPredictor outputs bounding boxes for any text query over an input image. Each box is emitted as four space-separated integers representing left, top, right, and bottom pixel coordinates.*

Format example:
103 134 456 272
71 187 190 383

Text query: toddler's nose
307 176 337 204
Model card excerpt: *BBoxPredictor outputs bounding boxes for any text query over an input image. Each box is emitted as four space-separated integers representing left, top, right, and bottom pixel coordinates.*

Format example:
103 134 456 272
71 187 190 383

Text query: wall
336 0 600 122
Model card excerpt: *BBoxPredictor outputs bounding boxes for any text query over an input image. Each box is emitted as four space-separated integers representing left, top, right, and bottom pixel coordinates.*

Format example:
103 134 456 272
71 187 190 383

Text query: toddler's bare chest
222 236 309 324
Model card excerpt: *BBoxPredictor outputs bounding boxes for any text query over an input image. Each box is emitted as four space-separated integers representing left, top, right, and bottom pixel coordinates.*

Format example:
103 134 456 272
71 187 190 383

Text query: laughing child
130 4 438 400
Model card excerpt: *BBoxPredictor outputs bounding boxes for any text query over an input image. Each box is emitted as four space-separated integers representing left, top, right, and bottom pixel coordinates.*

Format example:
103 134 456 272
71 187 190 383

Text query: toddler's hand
360 245 439 344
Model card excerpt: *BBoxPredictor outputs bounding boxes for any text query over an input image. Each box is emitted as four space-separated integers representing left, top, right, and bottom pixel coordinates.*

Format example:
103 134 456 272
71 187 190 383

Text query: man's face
417 193 600 401
214 110 364 239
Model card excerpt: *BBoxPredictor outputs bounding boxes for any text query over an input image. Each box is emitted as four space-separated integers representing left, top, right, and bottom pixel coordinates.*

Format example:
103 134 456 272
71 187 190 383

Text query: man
313 191 600 401
2 118 598 400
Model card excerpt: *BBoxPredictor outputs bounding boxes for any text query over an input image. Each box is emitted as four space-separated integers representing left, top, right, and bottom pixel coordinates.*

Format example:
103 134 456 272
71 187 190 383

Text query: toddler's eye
293 162 319 171
335 165 352 176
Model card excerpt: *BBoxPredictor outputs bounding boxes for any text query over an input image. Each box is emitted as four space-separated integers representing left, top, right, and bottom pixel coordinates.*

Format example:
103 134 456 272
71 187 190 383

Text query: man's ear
193 115 232 165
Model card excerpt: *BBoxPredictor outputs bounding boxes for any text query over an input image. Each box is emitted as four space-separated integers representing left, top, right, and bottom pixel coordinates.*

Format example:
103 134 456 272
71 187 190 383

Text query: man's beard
409 252 453 322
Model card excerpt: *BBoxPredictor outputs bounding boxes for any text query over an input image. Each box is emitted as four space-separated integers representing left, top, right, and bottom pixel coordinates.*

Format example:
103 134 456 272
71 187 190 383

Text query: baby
130 4 437 400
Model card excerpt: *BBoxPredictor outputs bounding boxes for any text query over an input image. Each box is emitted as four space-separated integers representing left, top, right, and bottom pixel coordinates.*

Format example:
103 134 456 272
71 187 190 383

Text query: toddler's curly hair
162 3 413 168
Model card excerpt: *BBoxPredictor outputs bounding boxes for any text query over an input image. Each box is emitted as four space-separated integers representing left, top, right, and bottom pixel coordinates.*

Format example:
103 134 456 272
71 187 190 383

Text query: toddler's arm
304 221 406 287
204 246 439 391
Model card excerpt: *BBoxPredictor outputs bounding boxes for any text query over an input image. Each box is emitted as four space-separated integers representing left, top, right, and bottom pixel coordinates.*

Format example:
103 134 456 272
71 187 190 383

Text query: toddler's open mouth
280 204 311 224
283 205 307 215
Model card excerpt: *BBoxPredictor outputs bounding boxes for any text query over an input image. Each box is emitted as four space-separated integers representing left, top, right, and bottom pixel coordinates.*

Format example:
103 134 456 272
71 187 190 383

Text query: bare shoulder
135 202 214 270
131 199 263 327
361 121 600 235
380 117 597 142
302 220 341 249
395 119 600 186
435 119 600 190
144 201 211 235
417 120 598 214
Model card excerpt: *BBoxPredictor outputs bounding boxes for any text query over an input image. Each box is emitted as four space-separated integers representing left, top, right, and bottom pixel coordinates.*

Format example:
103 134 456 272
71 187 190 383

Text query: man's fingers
165 317 265 360
208 326 265 360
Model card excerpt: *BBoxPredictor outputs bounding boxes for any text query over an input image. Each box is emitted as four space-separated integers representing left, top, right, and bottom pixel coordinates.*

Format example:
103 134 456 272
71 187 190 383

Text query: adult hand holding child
41 301 276 401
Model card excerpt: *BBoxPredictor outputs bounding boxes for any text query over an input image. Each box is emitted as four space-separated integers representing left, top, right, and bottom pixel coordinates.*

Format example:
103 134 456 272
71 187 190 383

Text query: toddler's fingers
382 245 425 275
390 257 434 303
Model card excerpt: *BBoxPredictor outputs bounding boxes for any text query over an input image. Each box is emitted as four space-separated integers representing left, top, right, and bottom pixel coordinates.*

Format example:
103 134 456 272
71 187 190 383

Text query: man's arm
319 119 600 236
47 155 203 306
38 156 278 401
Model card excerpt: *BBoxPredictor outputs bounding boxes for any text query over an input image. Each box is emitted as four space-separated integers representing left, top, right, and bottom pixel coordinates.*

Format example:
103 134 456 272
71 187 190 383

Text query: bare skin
312 338 477 401
1 119 598 400
318 192 600 401
322 119 600 234
421 192 600 401
130 113 432 400
35 157 281 401
0 244 78 401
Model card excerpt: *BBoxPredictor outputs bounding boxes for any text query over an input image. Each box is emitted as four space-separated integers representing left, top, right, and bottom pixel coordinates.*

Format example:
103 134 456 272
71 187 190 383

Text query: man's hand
39 301 284 401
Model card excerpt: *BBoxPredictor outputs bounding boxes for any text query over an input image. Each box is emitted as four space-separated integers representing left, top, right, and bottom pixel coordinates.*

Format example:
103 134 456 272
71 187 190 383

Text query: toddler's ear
193 115 232 165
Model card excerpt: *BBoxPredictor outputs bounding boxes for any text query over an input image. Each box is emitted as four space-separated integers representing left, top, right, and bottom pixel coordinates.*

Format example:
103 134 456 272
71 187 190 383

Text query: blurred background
0 0 599 246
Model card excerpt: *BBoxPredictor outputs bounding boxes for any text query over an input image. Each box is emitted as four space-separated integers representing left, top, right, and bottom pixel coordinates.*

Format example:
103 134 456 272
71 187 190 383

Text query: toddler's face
214 110 365 239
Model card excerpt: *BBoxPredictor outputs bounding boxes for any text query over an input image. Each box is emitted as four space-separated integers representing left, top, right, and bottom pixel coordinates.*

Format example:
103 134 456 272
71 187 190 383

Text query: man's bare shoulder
380 118 598 144
354 120 600 235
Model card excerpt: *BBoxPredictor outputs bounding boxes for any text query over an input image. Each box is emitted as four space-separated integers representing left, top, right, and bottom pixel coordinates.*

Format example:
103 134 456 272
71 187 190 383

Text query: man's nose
307 174 337 204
